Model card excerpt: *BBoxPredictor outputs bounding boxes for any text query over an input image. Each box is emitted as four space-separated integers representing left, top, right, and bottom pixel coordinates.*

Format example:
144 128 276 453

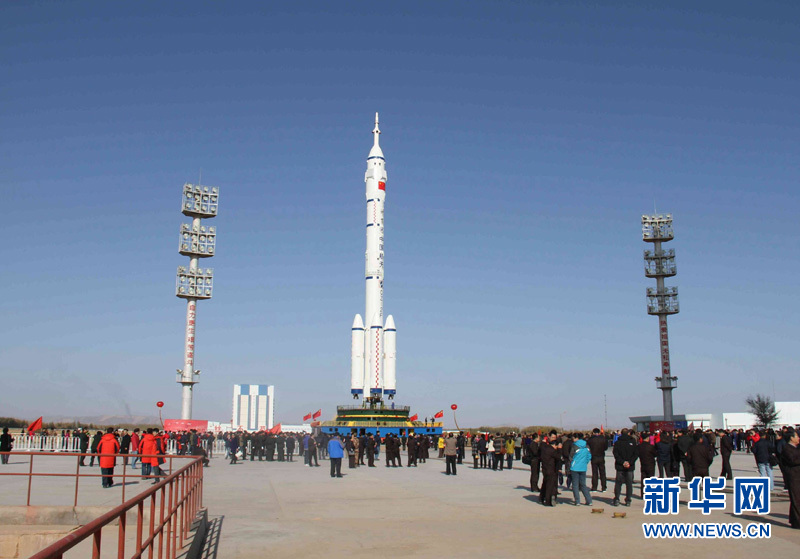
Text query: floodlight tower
175 183 219 420
642 214 679 422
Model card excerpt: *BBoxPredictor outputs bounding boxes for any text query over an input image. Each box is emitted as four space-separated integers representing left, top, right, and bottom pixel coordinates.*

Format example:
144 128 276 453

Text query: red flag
27 416 43 434
303 413 312 421
312 409 322 420
600 424 604 434
433 410 444 419
409 414 418 421
270 424 282 434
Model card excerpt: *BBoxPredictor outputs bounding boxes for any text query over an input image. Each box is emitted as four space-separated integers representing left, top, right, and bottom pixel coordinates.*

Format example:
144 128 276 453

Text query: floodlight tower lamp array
642 213 679 422
175 183 219 420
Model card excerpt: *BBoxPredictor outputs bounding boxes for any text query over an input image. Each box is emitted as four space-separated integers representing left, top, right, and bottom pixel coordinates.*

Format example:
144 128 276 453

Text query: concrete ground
2 450 799 558
200 450 800 558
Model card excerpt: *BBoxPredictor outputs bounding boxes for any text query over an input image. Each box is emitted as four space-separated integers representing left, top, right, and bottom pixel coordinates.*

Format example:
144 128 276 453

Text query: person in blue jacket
328 434 345 478
569 433 593 506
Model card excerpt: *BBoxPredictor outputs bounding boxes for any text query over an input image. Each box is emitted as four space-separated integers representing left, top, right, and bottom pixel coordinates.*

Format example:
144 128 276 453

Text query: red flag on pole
409 414 418 421
270 424 282 434
600 424 604 434
433 410 444 419
303 413 312 421
312 409 322 420
27 417 43 434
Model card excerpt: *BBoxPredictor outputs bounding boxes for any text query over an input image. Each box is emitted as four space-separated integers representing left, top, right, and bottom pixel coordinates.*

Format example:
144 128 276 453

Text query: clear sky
1 1 798 429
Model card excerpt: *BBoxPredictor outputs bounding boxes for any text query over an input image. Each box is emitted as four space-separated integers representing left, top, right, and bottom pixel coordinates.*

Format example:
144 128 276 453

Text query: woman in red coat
150 431 168 484
97 428 120 488
140 429 156 478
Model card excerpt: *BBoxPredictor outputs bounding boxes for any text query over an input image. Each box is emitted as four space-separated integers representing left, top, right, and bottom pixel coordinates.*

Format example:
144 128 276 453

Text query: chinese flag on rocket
409 414 418 421
312 409 322 420
433 410 444 419
27 416 43 434
303 413 312 421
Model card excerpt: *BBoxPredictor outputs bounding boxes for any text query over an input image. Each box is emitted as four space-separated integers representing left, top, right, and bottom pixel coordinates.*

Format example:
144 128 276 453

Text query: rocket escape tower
642 214 679 422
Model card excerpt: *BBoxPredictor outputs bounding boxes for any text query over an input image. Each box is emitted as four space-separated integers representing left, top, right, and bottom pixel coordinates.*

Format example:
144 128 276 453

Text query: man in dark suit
366 434 376 467
587 428 608 492
539 438 560 506
528 433 541 492
407 434 418 467
612 429 638 507
638 432 657 498
688 432 714 477
718 430 734 479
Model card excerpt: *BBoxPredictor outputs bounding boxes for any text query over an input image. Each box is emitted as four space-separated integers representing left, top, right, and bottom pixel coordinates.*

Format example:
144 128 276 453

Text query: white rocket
351 113 396 400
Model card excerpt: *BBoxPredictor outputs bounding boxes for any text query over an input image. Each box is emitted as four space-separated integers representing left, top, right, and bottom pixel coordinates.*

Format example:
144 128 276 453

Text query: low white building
630 401 800 431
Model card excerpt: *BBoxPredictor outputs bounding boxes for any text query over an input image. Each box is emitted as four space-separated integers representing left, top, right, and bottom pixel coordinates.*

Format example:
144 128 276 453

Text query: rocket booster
351 113 397 399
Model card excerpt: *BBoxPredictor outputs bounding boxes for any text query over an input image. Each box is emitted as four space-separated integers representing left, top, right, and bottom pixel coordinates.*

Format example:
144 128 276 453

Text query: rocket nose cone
368 144 384 159
369 313 383 328
352 314 364 329
384 315 396 329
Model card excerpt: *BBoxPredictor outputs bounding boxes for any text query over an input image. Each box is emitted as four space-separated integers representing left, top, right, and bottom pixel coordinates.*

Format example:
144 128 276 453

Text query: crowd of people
1 423 798 528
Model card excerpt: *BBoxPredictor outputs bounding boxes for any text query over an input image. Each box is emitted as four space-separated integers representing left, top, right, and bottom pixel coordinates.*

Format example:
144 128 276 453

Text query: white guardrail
7 435 229 456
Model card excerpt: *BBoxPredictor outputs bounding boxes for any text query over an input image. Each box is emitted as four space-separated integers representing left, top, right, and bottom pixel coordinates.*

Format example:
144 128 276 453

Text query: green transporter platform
319 404 443 437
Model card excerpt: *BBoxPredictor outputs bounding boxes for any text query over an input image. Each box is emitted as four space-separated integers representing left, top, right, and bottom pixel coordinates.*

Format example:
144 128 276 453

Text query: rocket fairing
350 113 397 400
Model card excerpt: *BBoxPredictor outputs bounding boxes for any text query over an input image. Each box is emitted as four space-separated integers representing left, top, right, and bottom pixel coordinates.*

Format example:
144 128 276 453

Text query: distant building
630 401 800 431
232 384 274 431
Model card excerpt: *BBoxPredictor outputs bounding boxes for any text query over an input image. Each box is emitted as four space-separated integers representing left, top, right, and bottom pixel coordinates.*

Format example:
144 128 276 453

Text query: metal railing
24 454 204 559
6 435 226 457
0 451 200 507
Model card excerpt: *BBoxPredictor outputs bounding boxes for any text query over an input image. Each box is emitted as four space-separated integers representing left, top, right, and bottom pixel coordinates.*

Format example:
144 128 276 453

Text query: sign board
164 419 209 432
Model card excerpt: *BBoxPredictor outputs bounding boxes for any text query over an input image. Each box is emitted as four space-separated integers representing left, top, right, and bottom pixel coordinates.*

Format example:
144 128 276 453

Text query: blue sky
1 1 798 428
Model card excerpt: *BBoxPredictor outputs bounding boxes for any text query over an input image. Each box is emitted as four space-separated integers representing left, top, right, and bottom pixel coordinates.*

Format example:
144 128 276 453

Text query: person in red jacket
140 429 156 479
130 428 141 469
147 430 167 484
97 428 120 488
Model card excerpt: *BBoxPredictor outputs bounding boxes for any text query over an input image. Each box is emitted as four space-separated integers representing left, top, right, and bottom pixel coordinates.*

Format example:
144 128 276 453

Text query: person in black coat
676 430 694 481
718 430 734 479
587 429 608 492
407 434 418 467
0 427 13 464
89 431 103 467
539 438 560 506
688 433 714 477
120 430 131 466
780 429 800 529
77 429 90 466
366 434 376 467
612 429 638 507
638 433 657 497
560 434 573 489
655 432 673 478
528 434 541 492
